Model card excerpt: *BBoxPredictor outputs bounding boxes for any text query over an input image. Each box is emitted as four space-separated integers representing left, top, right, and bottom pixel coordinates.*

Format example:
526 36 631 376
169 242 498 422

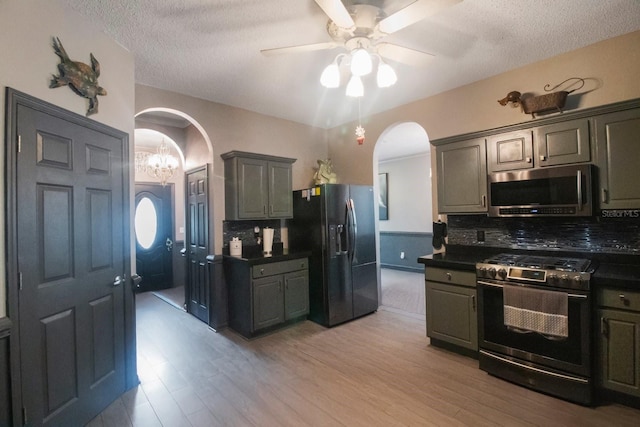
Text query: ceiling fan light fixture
350 48 372 76
320 62 341 88
346 75 364 97
376 61 397 88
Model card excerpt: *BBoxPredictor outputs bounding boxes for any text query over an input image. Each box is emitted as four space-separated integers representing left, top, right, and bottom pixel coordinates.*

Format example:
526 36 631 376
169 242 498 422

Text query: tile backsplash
222 220 281 249
447 215 639 255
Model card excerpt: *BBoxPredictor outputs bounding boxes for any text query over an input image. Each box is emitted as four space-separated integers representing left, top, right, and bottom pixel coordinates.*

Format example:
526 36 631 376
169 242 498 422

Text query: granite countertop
417 252 481 272
223 248 311 266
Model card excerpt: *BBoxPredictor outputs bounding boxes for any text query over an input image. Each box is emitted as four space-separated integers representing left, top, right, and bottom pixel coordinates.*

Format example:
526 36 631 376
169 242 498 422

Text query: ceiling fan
261 0 462 67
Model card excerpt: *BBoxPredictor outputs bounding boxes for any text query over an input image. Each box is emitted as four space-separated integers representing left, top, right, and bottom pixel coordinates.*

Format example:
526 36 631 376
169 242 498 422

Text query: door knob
166 237 174 252
113 275 123 287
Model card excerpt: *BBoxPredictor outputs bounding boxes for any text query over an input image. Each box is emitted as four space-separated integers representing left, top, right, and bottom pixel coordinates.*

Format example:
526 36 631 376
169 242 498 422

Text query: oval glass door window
135 197 158 249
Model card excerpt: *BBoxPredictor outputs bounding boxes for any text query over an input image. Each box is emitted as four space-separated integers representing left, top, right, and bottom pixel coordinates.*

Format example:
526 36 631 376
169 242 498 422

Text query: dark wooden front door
186 166 210 323
8 91 128 426
135 184 174 293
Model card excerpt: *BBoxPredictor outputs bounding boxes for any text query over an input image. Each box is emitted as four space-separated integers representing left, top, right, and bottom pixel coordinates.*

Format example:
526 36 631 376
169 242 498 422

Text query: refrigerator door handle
349 198 358 263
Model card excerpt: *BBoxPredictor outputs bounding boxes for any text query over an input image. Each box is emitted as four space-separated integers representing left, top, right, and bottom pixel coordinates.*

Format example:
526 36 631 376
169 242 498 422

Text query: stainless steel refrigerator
289 184 379 327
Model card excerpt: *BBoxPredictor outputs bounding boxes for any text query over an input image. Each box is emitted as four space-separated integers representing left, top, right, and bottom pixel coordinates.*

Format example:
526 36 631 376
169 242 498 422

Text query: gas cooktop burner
484 253 591 272
477 253 593 290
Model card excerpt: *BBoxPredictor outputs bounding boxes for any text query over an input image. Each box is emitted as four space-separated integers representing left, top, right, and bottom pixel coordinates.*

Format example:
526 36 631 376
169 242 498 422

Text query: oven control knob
560 274 569 284
572 275 583 286
488 267 497 278
548 273 558 284
497 268 507 279
477 266 486 278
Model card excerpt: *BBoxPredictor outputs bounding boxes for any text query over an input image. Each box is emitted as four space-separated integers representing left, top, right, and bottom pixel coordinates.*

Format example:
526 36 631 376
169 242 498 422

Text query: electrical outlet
400 251 405 259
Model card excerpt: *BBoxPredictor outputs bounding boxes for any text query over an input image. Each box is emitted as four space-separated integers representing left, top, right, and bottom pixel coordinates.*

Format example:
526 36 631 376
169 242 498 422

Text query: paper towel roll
263 228 274 254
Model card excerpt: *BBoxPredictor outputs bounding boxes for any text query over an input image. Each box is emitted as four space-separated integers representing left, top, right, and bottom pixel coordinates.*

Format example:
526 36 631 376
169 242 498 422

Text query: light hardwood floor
87 288 640 426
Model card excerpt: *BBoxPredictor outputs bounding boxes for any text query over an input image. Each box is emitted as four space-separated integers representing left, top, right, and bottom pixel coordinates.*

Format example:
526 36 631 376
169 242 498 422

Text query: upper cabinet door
594 108 640 210
268 161 293 218
237 157 269 219
534 118 591 166
436 138 487 213
487 130 534 172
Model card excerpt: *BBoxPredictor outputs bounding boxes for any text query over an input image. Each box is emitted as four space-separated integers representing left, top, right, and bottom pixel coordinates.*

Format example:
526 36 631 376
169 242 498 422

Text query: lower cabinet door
253 276 284 331
284 270 309 320
599 308 640 397
426 281 478 350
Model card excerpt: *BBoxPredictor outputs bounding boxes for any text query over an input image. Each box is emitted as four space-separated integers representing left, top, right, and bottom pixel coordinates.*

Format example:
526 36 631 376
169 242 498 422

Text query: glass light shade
345 75 364 97
350 48 372 76
377 62 398 88
320 62 340 88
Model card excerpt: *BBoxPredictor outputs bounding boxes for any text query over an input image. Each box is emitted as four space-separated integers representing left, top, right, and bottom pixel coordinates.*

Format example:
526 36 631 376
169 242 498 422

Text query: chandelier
320 38 397 97
135 140 179 186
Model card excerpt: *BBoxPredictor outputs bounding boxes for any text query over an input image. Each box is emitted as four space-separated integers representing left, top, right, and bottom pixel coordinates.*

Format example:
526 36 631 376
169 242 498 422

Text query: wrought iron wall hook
544 77 585 94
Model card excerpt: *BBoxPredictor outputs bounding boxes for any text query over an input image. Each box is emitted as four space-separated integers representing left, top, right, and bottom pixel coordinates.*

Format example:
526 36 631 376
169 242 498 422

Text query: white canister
230 237 242 257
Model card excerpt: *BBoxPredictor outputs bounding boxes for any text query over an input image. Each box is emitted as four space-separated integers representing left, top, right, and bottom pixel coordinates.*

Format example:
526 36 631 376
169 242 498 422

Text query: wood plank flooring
87 287 640 426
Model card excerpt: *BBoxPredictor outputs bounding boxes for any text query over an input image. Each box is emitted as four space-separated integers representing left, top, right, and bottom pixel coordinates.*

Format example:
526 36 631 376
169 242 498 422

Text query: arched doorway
373 122 432 318
133 109 214 321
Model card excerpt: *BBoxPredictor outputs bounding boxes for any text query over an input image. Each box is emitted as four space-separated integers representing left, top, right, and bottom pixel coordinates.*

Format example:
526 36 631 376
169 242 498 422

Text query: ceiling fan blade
377 43 435 66
377 0 462 35
261 42 339 56
314 0 355 29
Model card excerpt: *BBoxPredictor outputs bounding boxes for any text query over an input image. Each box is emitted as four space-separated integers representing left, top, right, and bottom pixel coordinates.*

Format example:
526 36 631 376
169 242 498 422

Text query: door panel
186 166 210 323
13 98 127 427
135 184 173 292
348 185 376 266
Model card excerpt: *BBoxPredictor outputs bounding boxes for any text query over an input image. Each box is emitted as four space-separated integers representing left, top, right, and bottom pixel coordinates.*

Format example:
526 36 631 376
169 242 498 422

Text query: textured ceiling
60 0 640 133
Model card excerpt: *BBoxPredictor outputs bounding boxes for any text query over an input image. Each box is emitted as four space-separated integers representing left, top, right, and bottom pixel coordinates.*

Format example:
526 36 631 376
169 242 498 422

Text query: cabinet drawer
253 258 308 278
425 267 476 287
598 288 640 311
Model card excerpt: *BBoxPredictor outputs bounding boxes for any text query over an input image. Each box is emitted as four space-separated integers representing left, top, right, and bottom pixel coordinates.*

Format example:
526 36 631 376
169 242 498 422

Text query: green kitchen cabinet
222 151 296 220
227 256 309 338
594 108 640 210
534 118 591 167
487 129 534 172
436 138 487 213
597 288 640 400
425 267 478 353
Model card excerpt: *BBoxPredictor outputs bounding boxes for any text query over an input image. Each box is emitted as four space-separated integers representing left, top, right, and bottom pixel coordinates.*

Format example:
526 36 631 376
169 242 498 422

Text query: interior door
185 165 210 323
11 94 128 426
134 184 174 293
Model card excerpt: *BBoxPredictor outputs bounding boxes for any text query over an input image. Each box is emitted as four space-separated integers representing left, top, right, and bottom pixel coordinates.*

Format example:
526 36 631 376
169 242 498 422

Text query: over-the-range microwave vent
488 164 594 218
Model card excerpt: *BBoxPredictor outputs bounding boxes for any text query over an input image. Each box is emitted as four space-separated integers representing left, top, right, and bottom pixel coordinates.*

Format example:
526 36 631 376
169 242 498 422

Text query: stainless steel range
476 253 595 405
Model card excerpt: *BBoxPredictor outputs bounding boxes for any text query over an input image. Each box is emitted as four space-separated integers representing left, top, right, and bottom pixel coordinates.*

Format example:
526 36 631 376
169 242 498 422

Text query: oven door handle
477 280 588 299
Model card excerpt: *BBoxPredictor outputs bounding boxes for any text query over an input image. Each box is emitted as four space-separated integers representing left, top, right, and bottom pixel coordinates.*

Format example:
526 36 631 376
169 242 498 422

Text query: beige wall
135 84 329 252
327 30 640 190
378 154 432 233
0 0 135 318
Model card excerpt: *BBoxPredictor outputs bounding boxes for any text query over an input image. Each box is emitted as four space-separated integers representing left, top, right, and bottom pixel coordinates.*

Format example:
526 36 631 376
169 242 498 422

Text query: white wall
0 0 135 318
378 155 432 233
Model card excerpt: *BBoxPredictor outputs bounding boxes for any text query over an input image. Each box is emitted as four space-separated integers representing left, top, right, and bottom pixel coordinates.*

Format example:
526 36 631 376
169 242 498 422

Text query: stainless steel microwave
488 164 594 217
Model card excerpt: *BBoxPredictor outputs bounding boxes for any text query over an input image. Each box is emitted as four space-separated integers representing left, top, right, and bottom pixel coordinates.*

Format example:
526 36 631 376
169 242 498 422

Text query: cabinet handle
481 195 486 207
602 188 608 204
264 205 267 214
600 317 608 337
260 268 265 275
446 272 452 281
525 157 531 163
472 295 476 311
619 294 629 306
540 155 546 161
